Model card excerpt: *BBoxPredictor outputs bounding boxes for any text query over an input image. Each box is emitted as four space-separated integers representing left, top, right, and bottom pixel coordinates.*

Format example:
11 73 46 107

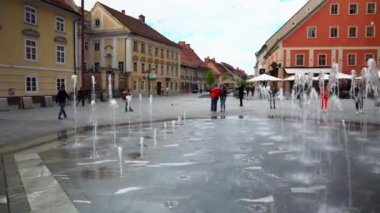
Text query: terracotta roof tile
42 0 79 14
100 3 178 48
178 42 207 69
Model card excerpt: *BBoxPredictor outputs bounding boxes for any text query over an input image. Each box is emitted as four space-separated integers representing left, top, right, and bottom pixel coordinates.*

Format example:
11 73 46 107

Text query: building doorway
157 82 162 95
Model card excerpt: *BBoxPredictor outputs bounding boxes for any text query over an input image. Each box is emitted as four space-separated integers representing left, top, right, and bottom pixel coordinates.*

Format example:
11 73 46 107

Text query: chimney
121 10 125 14
139 14 145 23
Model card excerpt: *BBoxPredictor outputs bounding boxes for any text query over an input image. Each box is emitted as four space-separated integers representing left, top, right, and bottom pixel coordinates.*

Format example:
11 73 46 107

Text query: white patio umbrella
336 73 352 79
247 74 282 82
313 74 329 81
283 75 295 81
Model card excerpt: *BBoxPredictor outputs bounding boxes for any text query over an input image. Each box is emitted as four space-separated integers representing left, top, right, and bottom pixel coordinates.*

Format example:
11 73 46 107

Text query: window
148 45 152 55
166 50 169 58
56 16 65 32
148 64 152 72
141 63 145 73
95 62 100 72
85 41 88 51
307 27 316 38
366 26 375 37
133 62 137 72
141 43 145 53
155 47 158 56
25 39 37 61
56 78 65 91
365 53 374 63
141 81 145 90
83 62 87 71
296 54 304 66
348 26 357 38
175 53 178 60
95 18 100 28
348 54 356 66
171 51 174 59
25 6 37 25
95 42 100 51
166 65 170 75
133 80 137 91
56 45 65 64
155 64 158 74
349 3 358 15
330 26 339 38
318 55 327 66
161 65 164 76
25 76 37 92
161 49 164 58
330 4 339 15
133 41 138 52
118 61 124 71
367 3 376 14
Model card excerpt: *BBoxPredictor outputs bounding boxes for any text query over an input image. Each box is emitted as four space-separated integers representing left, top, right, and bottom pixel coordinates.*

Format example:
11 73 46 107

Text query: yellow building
0 0 80 104
85 2 181 96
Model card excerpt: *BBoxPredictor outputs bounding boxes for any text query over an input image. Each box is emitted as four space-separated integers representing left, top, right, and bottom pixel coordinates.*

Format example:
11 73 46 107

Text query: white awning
284 68 330 74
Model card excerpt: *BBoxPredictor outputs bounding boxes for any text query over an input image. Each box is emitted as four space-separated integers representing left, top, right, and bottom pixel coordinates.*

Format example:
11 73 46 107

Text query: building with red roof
178 41 208 93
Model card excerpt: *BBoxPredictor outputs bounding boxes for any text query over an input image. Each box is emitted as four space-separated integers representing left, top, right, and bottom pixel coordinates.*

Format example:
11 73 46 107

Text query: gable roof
99 3 178 48
42 0 79 14
257 0 327 57
178 42 207 69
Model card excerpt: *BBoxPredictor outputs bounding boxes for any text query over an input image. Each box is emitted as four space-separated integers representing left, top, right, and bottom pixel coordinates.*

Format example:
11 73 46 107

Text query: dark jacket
56 90 70 103
238 86 245 98
220 87 227 97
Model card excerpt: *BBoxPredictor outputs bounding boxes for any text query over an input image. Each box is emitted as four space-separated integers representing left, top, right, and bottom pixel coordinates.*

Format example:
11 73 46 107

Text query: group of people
209 83 279 112
210 85 228 112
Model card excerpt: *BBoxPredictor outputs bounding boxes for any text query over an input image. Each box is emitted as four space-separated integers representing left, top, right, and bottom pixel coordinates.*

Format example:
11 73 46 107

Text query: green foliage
205 70 216 86
221 75 227 81
240 80 248 87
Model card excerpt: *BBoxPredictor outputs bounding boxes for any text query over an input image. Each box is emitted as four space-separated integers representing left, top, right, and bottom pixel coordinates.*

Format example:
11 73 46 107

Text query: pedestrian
251 85 255 97
320 85 329 112
76 87 85 107
268 83 277 109
210 85 220 112
237 84 245 107
56 86 71 120
123 88 134 112
166 86 169 96
219 85 227 112
246 87 250 99
352 82 364 114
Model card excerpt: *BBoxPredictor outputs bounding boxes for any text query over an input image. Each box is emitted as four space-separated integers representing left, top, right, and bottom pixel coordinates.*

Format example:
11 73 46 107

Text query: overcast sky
74 0 307 75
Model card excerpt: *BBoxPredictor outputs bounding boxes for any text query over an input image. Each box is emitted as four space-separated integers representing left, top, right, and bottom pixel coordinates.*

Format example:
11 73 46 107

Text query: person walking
237 84 245 107
219 85 227 112
320 85 329 112
268 83 278 109
56 86 71 120
245 87 250 99
123 88 134 112
210 85 220 112
352 82 364 114
76 87 85 107
251 85 255 97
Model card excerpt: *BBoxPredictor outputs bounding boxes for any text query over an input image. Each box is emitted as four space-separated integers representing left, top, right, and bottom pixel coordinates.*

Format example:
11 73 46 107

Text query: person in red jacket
320 85 329 112
210 85 220 112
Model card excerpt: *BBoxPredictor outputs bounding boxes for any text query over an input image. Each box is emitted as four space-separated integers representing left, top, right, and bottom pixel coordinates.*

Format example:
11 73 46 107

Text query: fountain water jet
117 146 123 177
140 137 144 158
91 75 98 159
71 74 78 145
153 128 157 148
108 75 118 147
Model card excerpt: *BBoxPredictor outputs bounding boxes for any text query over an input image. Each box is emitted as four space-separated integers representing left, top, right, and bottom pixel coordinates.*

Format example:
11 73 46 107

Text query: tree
205 70 216 87
221 74 227 81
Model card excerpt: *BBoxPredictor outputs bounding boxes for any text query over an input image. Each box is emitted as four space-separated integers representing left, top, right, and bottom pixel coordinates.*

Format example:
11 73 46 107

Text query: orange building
255 0 379 85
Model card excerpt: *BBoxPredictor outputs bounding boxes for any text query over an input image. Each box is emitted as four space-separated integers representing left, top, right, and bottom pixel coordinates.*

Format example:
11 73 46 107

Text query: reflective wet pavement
9 114 380 213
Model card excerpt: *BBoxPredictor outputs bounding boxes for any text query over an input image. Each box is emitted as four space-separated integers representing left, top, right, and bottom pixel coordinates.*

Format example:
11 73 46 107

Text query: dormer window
95 18 100 28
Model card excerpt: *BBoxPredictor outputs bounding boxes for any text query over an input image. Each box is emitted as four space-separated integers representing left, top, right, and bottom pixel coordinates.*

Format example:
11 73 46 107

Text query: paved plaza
0 94 380 213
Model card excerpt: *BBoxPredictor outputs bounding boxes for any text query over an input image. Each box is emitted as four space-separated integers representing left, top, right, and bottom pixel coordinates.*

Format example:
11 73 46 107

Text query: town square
0 0 380 212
